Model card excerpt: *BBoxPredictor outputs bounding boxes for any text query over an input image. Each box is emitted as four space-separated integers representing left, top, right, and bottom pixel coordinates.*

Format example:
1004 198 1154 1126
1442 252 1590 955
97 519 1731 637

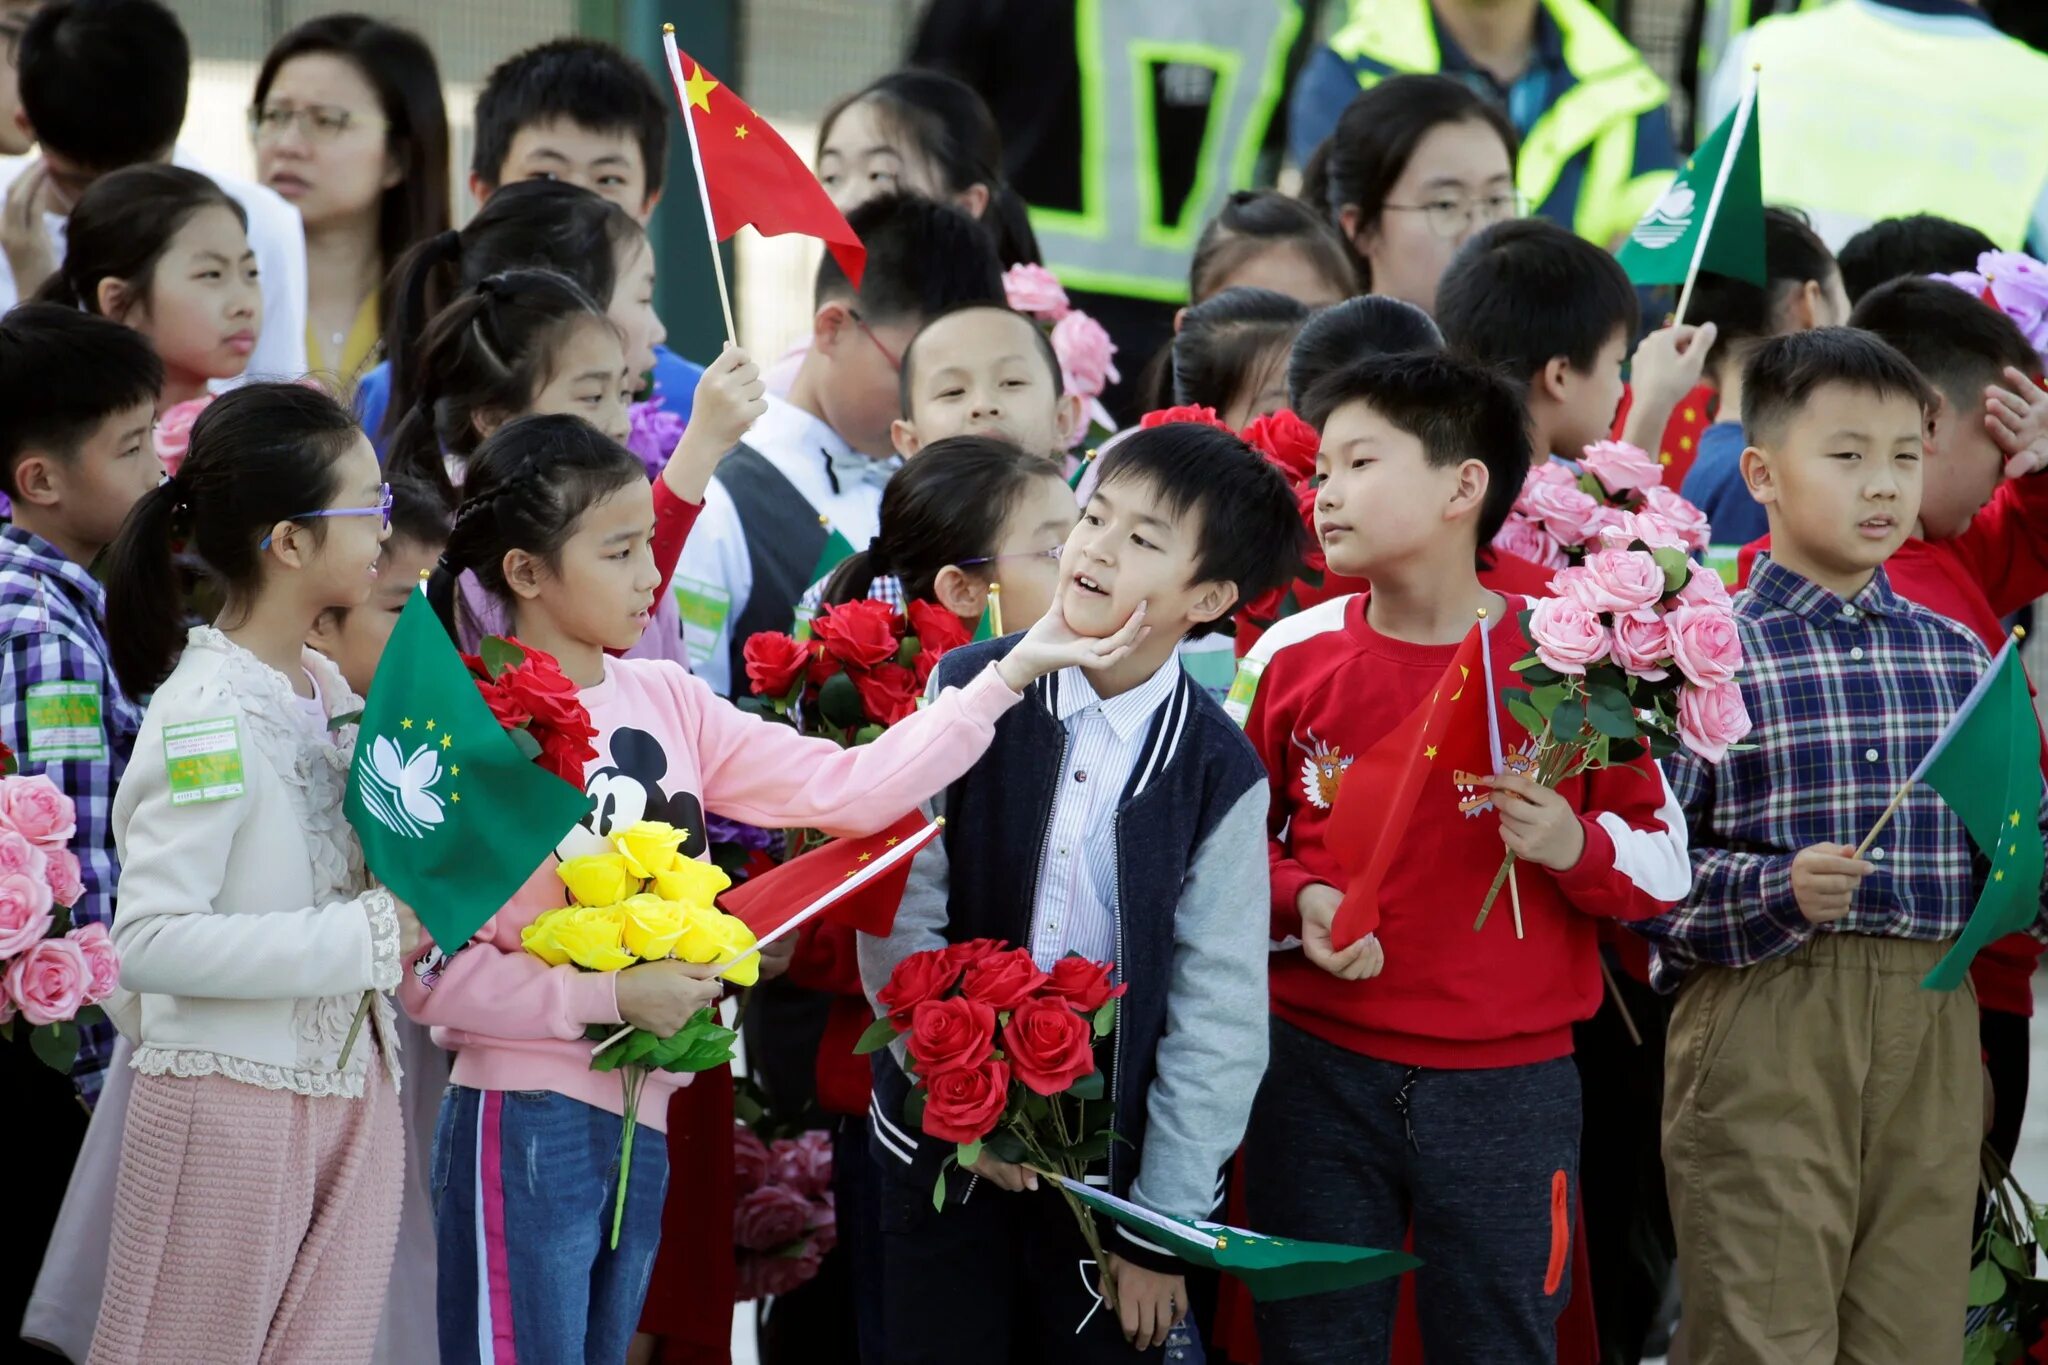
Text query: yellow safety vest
1029 0 1302 304
1327 0 1671 247
1744 3 2048 250
1694 0 1829 141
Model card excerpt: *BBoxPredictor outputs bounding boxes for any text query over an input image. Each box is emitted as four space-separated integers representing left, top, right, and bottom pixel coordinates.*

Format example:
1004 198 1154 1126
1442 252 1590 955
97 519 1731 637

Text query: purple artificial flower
626 398 685 484
707 814 777 851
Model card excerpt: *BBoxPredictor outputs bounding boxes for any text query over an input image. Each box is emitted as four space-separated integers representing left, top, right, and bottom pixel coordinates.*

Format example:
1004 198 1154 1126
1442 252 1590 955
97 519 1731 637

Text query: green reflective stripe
1326 0 1437 68
1130 42 1243 251
1516 66 1666 212
1031 264 1192 304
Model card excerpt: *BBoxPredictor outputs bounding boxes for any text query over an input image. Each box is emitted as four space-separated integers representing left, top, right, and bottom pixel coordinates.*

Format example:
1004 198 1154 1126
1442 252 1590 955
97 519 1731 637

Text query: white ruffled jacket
108 627 401 1097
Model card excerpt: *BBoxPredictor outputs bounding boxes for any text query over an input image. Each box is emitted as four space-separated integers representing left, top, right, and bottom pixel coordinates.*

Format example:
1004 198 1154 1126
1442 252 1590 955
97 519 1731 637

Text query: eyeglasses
846 308 902 373
249 103 383 144
260 483 393 549
956 546 1063 569
1380 191 1527 239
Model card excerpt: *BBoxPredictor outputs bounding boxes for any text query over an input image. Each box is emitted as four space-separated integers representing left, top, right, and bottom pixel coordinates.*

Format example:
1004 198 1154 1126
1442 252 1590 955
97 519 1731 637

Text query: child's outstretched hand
1986 367 2048 479
1484 772 1587 871
1790 842 1874 924
1297 883 1384 981
662 343 768 504
993 599 1149 692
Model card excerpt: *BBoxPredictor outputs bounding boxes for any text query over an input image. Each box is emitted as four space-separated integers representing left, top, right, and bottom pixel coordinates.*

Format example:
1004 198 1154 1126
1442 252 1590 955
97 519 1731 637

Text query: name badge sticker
1222 657 1267 727
24 680 107 761
674 577 733 668
163 716 245 805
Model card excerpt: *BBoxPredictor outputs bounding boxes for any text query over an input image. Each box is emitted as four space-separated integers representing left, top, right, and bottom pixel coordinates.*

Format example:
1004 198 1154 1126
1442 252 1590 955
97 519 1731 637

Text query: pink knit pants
88 1056 403 1365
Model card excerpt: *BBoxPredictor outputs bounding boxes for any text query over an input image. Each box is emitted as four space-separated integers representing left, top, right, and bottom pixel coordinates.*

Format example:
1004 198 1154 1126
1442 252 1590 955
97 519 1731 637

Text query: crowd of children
4 3 2048 1365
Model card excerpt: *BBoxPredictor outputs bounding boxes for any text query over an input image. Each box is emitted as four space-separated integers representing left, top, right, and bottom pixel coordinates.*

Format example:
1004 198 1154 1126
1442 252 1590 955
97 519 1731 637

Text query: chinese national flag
661 32 865 287
718 811 940 947
1323 622 1497 949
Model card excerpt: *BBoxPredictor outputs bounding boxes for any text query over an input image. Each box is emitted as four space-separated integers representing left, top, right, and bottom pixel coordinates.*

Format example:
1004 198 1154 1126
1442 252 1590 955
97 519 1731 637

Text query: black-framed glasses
260 483 393 550
1380 190 1527 239
846 307 902 373
956 546 1062 569
249 103 381 144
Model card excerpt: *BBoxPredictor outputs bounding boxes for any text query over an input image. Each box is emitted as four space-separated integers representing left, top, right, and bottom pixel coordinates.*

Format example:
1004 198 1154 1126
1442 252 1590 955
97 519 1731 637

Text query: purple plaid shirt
1635 556 2044 992
0 525 141 1103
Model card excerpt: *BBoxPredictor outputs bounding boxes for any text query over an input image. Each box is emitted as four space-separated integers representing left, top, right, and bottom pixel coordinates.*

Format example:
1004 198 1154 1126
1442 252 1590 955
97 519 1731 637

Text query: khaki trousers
1662 934 1979 1365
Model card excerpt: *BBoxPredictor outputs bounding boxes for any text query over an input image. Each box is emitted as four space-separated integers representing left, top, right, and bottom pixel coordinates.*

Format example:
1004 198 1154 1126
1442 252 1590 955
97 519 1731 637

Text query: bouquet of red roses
857 939 1129 1306
462 635 600 785
742 599 973 742
731 1125 838 1302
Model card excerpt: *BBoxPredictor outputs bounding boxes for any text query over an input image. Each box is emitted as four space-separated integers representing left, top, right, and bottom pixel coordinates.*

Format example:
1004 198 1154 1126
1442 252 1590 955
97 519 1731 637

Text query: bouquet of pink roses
1494 440 1711 570
1003 263 1118 449
0 745 117 1070
731 1124 838 1301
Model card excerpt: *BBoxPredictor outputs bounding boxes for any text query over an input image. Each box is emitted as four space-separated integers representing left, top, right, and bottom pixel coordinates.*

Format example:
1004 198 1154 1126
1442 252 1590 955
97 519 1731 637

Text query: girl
1188 189 1357 310
253 14 451 392
399 415 1141 1365
37 164 262 412
1159 286 1310 429
1300 74 1519 315
92 382 424 1365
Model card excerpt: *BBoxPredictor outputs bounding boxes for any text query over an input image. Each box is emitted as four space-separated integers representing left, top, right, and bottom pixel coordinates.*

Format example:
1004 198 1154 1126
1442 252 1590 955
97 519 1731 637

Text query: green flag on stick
346 590 592 949
811 521 856 588
1616 69 1766 314
1049 1174 1419 1300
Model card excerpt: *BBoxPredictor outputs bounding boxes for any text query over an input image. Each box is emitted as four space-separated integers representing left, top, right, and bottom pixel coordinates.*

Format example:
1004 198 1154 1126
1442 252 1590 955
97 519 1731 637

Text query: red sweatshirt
1245 594 1689 1069
1736 473 2048 1016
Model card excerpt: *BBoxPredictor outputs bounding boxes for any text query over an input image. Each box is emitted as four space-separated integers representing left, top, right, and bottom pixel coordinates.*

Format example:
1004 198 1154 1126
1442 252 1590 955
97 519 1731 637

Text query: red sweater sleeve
1244 656 1320 942
1944 474 2048 618
1550 751 1691 922
650 478 701 607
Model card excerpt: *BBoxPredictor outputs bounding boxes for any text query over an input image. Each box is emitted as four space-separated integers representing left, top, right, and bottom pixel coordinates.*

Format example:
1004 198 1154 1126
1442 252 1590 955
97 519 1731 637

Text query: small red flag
661 33 865 287
1323 623 1496 949
719 811 940 947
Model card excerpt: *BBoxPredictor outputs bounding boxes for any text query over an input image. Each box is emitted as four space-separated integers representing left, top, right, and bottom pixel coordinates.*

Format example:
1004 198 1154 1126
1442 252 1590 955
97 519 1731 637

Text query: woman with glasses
1299 73 1521 317
252 15 449 394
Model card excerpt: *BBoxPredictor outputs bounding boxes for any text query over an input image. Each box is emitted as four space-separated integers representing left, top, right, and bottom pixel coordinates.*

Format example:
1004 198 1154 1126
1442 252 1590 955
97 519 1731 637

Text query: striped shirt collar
1747 555 1905 623
1047 656 1181 740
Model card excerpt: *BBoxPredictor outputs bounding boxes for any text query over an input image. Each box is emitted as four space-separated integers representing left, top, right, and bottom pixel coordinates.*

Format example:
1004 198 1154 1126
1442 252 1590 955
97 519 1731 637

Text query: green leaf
933 1169 948 1212
1530 683 1569 716
897 637 921 668
1644 726 1679 759
1586 695 1638 739
0 1015 12 1042
1062 1132 1114 1163
987 1129 1028 1163
818 672 865 729
1091 1000 1116 1038
1552 697 1586 741
325 707 364 732
1516 660 1563 686
29 1020 78 1072
1607 738 1646 764
1991 1233 2028 1273
73 1004 104 1030
1506 694 1544 739
958 1138 983 1168
854 1014 901 1055
1968 1256 2007 1307
509 727 542 761
48 904 69 936
904 1087 927 1130
853 724 886 746
1652 546 1693 594
1068 1070 1105 1101
479 635 527 679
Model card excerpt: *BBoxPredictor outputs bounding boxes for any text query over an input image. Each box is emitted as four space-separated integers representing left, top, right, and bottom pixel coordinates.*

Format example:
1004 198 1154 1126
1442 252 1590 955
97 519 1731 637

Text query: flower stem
612 1066 643 1250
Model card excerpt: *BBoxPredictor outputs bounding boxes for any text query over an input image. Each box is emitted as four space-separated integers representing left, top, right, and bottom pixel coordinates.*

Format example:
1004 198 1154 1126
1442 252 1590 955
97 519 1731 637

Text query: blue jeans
432 1085 669 1365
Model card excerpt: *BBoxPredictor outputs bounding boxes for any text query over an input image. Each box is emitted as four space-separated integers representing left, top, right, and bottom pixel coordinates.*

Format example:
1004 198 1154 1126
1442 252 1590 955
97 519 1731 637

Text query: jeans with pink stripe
431 1085 670 1365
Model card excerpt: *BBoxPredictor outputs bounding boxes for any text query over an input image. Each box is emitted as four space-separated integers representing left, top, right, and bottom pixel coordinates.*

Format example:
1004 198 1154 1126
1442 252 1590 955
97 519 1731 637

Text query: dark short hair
899 303 1063 415
1091 423 1307 637
1742 327 1936 447
386 475 452 550
19 0 188 170
1849 276 2038 416
1190 189 1357 302
0 304 162 498
472 38 668 199
1286 295 1443 409
1166 286 1308 412
1837 214 1996 303
1684 207 1838 380
1300 350 1531 550
814 192 1005 324
1436 219 1640 383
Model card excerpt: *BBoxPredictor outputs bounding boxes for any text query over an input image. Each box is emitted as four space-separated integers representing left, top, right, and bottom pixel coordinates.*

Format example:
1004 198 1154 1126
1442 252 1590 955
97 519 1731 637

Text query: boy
676 191 1003 695
1434 218 1638 466
859 422 1305 1362
1635 328 2041 1362
0 0 307 380
1836 213 1995 304
1238 351 1688 1363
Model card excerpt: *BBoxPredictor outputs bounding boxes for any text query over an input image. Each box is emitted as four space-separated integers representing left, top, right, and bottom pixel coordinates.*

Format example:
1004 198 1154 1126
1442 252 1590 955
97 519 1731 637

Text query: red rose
905 599 971 658
1240 408 1320 485
920 1057 1011 1143
850 662 920 726
1003 996 1098 1096
1296 485 1325 575
494 643 583 727
534 721 598 787
733 1184 813 1251
473 677 527 731
960 948 1048 1012
1138 404 1231 432
943 938 1006 971
805 639 840 686
913 648 941 691
813 599 902 669
876 946 964 1027
1042 956 1125 1014
906 995 996 1076
767 1130 834 1199
744 631 810 698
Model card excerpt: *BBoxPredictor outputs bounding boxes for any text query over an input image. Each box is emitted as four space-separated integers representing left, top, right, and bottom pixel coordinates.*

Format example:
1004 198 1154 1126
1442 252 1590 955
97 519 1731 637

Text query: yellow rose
612 821 688 878
709 913 761 987
650 857 731 910
672 905 729 966
620 893 688 960
519 907 575 966
557 852 634 907
548 905 636 972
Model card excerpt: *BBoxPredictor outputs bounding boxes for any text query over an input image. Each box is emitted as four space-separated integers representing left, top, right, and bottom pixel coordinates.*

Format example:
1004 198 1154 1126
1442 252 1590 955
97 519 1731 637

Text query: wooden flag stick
1672 64 1759 328
987 582 1003 637
1853 777 1914 860
663 25 738 346
1508 864 1525 940
1599 954 1644 1047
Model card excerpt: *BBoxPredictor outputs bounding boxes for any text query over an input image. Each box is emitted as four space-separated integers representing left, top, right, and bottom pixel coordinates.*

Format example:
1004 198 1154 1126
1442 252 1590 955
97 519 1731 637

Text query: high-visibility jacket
1692 0 1826 139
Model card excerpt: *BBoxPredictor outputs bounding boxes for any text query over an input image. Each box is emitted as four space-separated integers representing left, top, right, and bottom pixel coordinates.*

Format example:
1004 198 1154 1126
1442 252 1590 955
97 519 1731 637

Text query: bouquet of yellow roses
521 818 762 1245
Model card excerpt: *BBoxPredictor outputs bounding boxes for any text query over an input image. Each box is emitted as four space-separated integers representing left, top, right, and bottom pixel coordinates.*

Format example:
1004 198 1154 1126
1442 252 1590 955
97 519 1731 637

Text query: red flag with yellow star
661 31 864 287
1323 621 1497 949
719 811 939 948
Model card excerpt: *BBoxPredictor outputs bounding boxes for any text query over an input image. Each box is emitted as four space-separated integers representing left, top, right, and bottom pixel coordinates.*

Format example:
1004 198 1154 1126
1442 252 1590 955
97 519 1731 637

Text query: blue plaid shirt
0 525 141 1103
1636 557 2044 991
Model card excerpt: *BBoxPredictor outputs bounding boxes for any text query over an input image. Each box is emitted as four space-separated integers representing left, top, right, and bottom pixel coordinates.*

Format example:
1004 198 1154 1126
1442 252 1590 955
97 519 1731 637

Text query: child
307 478 451 698
1632 328 2028 1362
1154 285 1309 428
1836 213 1997 304
91 382 424 1363
1677 208 1851 545
675 191 1004 695
396 413 1143 1365
858 422 1304 1362
891 302 1080 461
1238 352 1688 1364
1188 189 1357 310
35 164 262 414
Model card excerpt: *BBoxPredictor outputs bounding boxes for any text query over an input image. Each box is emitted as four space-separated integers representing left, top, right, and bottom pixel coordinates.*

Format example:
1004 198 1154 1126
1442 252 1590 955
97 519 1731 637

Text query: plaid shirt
0 525 141 1103
796 570 908 619
1636 557 2044 992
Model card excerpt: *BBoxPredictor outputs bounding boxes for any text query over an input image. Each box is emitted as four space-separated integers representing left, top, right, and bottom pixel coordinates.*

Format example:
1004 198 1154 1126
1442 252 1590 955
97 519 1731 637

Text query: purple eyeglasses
261 482 393 550
956 545 1063 569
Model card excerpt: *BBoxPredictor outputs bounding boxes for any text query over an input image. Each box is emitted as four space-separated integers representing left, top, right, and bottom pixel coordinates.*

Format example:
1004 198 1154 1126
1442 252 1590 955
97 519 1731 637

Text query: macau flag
346 590 592 949
1616 76 1766 289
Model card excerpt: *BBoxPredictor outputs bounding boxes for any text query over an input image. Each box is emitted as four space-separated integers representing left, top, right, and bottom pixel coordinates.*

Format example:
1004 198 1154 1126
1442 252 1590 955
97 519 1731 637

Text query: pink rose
1642 485 1712 552
1579 440 1664 494
0 871 54 957
1676 564 1733 609
1665 604 1745 687
1002 263 1072 322
1 775 76 850
5 935 88 1025
65 921 119 1004
1519 476 1601 545
768 1130 834 1200
1527 595 1612 675
151 395 214 478
1493 514 1566 570
1050 311 1119 401
734 1184 814 1252
0 829 46 883
1611 611 1672 679
1573 549 1668 615
44 847 82 909
1596 510 1687 554
733 1125 770 1195
1678 680 1753 763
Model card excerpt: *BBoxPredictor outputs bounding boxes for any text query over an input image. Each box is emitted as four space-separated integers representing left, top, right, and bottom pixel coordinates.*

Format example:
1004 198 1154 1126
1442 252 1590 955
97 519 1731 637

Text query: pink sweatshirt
399 654 1023 1129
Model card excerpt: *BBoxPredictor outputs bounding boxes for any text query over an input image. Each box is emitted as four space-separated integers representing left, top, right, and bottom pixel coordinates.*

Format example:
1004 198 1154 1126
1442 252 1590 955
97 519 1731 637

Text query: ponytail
103 479 187 699
821 542 883 607
381 227 463 442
